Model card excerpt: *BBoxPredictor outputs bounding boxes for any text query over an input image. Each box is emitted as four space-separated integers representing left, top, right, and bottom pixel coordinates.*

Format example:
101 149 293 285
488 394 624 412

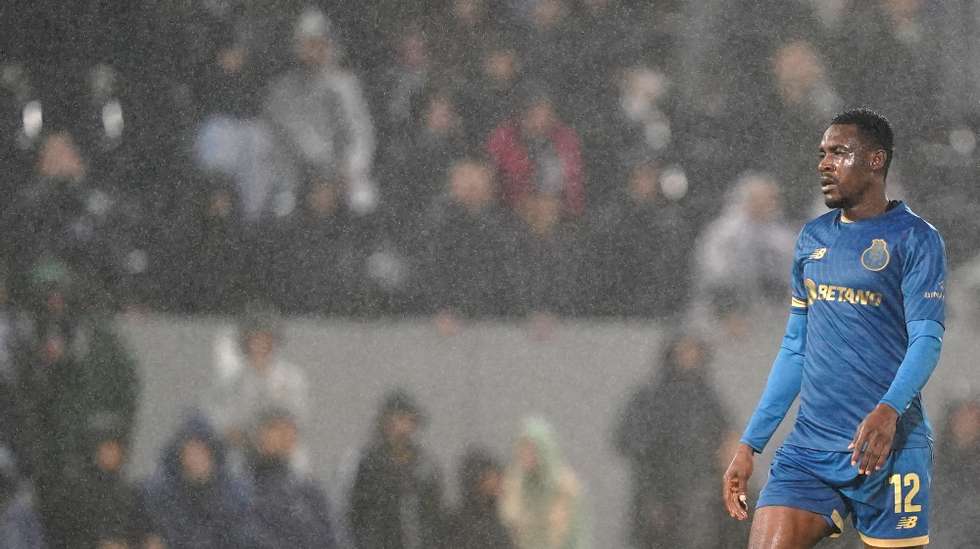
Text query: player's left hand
848 403 899 475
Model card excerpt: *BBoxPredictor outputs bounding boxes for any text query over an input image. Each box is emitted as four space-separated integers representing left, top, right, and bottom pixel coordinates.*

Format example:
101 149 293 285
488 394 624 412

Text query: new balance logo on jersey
810 247 828 260
896 516 918 530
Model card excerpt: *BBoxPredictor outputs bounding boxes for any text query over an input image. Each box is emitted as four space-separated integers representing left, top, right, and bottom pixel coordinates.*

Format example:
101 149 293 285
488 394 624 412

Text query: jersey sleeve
901 226 946 325
789 229 809 313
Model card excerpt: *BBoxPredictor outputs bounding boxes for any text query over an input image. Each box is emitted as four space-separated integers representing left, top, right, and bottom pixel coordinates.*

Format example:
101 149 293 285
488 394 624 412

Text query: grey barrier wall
118 312 979 549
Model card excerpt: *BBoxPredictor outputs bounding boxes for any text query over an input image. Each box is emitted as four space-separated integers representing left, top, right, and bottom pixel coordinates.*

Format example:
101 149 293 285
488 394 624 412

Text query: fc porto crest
861 239 890 271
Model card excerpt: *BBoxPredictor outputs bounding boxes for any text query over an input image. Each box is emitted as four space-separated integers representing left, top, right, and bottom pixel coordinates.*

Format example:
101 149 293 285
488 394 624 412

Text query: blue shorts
757 444 932 547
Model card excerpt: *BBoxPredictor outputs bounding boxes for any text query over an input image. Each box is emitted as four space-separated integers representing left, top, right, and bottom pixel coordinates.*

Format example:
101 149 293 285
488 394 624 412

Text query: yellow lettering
842 287 855 304
818 285 828 300
825 286 837 300
871 293 882 306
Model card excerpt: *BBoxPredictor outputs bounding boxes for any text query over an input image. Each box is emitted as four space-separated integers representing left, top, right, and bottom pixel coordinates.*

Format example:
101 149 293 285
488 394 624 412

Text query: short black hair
831 108 894 177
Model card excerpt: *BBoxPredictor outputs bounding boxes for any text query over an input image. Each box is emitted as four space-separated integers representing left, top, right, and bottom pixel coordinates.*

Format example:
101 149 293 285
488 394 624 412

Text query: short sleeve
901 226 946 325
790 230 809 314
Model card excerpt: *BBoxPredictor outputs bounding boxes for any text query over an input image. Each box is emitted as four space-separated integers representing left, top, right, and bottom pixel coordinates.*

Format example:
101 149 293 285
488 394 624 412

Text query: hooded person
141 413 260 549
613 333 735 548
444 447 514 549
56 411 156 549
348 389 445 549
0 445 44 549
500 416 589 549
246 408 337 549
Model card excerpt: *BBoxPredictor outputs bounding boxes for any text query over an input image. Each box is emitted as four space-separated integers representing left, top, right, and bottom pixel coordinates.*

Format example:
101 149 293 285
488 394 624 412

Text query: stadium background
2 1 979 547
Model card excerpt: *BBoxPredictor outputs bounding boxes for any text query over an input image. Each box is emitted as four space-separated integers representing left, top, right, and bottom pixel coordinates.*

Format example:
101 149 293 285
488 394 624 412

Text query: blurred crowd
2 0 980 547
2 0 980 323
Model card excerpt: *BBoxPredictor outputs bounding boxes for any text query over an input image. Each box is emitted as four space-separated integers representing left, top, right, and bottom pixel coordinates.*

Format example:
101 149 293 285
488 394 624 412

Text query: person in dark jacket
246 408 337 549
56 412 156 549
141 413 260 549
348 389 445 549
0 445 45 549
932 398 980 548
613 333 739 548
444 447 514 549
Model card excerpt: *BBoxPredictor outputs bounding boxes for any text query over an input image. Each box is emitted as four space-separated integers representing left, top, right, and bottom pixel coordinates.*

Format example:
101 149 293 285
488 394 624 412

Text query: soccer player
722 109 946 548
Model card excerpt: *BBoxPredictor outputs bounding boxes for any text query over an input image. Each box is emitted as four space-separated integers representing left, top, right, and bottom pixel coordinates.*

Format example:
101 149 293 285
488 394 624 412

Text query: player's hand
722 443 754 520
849 403 899 475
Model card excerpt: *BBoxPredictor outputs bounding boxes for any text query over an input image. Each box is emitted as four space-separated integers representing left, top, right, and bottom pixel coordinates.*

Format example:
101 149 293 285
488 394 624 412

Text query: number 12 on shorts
889 473 921 513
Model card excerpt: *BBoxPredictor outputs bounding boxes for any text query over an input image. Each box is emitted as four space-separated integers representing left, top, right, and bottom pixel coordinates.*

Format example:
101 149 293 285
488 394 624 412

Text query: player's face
817 124 874 210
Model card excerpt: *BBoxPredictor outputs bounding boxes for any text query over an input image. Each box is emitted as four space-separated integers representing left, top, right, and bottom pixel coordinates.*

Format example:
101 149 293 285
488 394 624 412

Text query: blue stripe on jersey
785 202 945 451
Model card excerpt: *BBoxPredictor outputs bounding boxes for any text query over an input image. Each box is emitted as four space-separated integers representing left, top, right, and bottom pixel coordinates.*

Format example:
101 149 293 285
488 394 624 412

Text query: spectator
57 412 158 549
421 158 519 326
512 0 577 107
458 34 523 148
207 304 308 471
373 23 435 151
268 179 363 316
431 0 496 78
191 24 297 226
247 408 337 549
265 7 378 216
690 172 796 333
164 176 250 313
759 39 841 220
11 258 139 543
586 159 691 317
348 389 445 549
1 131 147 309
613 333 738 548
141 414 259 549
933 399 980 548
605 67 677 188
487 85 585 219
444 447 515 549
382 88 469 241
500 416 588 549
0 445 44 549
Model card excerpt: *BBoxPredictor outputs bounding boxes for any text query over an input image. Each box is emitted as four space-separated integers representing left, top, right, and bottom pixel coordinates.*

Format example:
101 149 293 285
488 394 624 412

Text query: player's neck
841 193 890 223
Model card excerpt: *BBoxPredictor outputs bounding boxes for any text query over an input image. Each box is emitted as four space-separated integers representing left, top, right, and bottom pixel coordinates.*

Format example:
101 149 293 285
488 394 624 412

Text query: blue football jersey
785 201 945 451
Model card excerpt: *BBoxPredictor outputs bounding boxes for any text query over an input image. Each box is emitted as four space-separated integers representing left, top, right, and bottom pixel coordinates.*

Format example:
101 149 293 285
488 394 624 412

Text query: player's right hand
722 443 755 520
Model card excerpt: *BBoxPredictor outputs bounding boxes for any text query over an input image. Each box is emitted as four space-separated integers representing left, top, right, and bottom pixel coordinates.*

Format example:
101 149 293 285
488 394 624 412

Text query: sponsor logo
810 247 828 260
805 278 882 307
896 516 918 530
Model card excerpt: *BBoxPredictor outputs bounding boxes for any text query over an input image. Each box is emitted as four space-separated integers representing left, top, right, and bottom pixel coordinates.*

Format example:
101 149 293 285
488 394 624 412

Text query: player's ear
869 149 886 172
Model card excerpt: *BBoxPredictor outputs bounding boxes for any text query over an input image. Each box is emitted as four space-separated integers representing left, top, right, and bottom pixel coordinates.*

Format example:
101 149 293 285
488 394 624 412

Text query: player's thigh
849 446 931 548
748 505 832 549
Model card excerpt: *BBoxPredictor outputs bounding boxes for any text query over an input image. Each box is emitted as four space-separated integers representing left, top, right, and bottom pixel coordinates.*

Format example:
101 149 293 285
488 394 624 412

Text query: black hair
831 108 894 177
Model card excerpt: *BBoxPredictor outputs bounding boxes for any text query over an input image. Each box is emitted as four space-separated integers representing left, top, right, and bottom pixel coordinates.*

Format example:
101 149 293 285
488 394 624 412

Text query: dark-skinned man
722 109 946 549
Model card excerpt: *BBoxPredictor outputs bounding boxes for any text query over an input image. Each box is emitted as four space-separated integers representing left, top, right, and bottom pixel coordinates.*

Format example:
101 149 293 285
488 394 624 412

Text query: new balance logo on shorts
896 516 918 530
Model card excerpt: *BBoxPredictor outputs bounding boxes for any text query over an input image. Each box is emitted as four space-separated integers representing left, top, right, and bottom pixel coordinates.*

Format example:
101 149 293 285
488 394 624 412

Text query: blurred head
483 45 519 85
732 172 783 222
179 438 214 484
521 94 558 138
948 401 980 450
458 448 503 505
819 109 893 210
87 411 129 474
305 180 339 217
772 40 825 105
627 161 661 203
253 409 299 462
238 303 283 364
294 8 335 68
530 0 567 29
514 416 563 482
37 131 86 180
422 92 461 135
452 0 486 26
662 333 713 377
396 25 429 68
378 389 425 447
621 66 669 110
448 159 495 211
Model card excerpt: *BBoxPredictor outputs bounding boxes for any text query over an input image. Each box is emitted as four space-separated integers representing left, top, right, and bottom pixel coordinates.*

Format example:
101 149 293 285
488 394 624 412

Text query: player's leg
748 506 832 549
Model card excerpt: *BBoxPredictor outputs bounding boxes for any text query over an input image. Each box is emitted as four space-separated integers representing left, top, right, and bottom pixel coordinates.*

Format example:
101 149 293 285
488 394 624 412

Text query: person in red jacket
486 85 586 219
